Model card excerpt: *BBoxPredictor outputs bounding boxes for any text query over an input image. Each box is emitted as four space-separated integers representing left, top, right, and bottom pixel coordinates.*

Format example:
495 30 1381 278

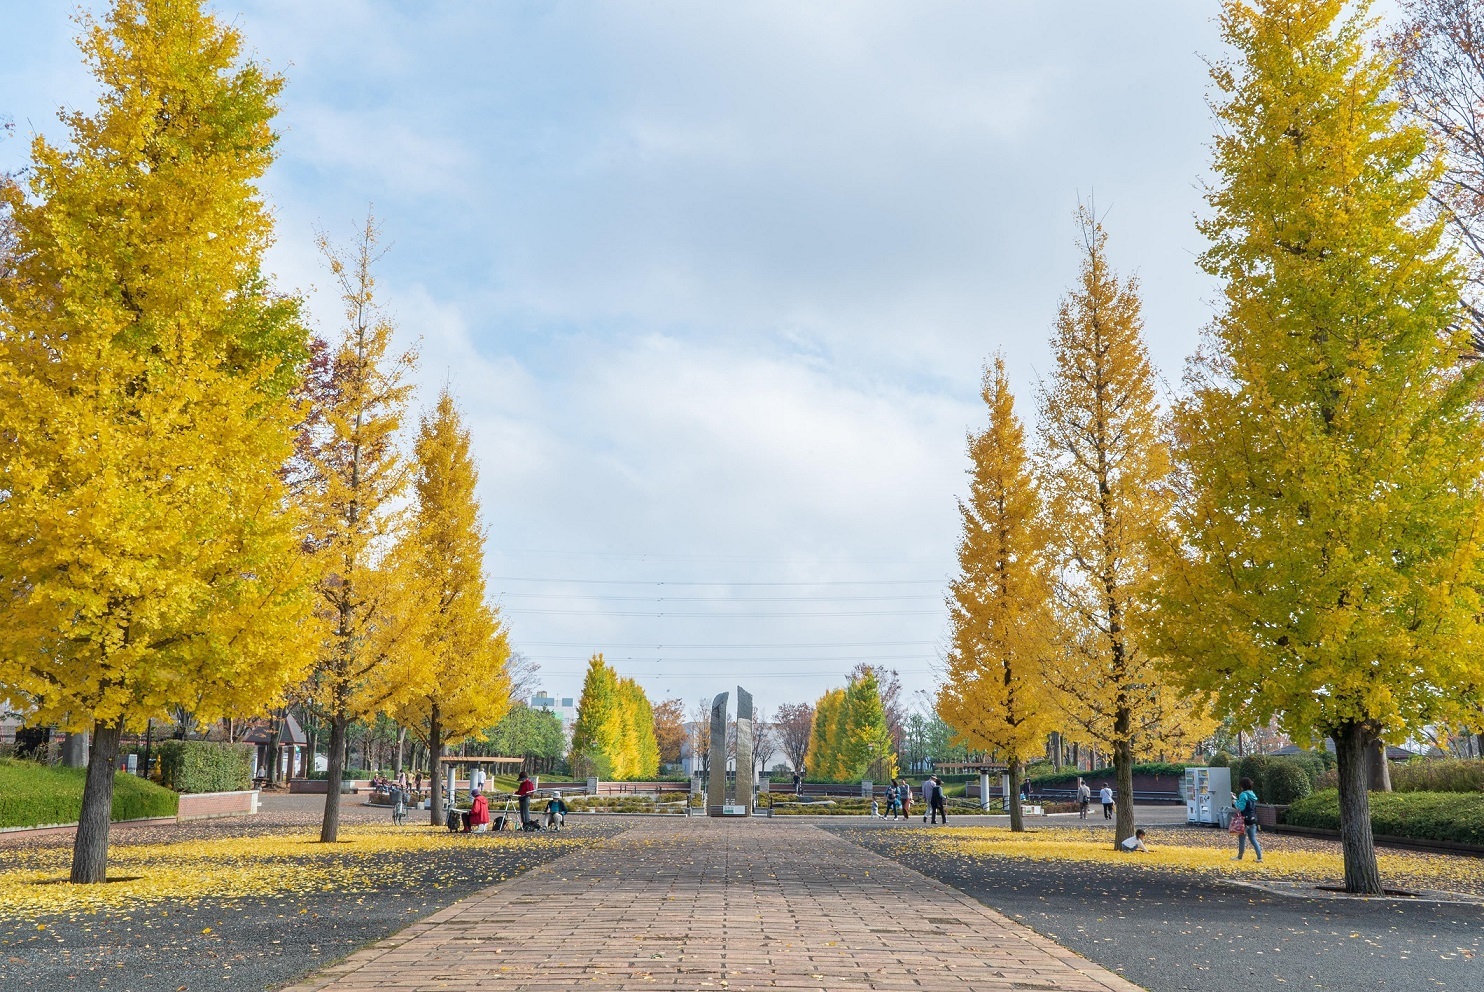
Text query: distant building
528 691 578 736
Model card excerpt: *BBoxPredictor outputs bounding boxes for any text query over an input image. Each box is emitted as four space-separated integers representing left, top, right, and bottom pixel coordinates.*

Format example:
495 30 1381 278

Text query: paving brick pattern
279 817 1143 992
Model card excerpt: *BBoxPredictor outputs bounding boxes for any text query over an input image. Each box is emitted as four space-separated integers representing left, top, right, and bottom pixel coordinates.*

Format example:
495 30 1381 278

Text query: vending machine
1184 766 1231 825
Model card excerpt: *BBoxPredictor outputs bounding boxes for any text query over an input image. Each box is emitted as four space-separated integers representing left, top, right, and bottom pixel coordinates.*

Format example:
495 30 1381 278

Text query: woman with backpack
1230 777 1263 862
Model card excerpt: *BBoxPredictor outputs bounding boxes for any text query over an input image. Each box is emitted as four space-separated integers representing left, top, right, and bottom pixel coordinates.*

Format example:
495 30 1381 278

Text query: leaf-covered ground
839 822 1484 991
0 795 620 991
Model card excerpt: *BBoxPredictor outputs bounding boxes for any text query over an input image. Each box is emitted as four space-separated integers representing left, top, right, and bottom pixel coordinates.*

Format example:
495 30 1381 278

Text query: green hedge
1027 762 1192 787
0 758 179 829
1389 759 1484 794
156 740 252 793
1285 789 1484 846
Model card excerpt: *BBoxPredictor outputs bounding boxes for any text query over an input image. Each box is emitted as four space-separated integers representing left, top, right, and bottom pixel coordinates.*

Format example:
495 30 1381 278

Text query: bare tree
504 650 541 703
1393 1 1484 348
689 698 712 776
773 702 814 773
752 708 778 778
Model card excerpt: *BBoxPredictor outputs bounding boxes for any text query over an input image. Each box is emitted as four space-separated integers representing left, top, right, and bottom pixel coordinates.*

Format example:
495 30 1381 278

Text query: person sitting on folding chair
545 792 568 831
466 789 491 833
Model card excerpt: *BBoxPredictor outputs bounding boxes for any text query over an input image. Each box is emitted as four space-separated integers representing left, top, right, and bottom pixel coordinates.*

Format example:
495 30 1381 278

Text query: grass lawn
0 758 178 830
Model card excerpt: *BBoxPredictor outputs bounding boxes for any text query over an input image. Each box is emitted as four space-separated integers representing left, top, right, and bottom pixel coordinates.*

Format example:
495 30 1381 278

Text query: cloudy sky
2 2 1283 717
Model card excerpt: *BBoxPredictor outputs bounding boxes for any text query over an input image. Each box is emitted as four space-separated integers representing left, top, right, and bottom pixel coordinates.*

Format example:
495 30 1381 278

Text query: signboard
721 805 748 816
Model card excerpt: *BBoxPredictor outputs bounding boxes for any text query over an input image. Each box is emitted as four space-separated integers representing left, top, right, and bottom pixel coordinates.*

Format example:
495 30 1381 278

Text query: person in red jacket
466 789 491 833
515 773 537 828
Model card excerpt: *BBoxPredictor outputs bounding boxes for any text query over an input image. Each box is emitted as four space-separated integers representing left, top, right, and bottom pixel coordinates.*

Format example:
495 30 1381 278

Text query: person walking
793 771 802 795
1077 778 1091 819
1231 777 1264 862
515 772 537 828
1099 783 1114 820
897 778 912 820
930 775 948 825
921 775 936 822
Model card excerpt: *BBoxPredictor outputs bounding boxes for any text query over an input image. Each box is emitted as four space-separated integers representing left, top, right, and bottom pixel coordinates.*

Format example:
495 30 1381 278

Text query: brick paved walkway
281 817 1143 992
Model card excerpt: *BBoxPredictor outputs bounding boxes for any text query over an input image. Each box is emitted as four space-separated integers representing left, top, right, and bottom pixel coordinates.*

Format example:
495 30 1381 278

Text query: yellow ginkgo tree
938 358 1057 832
0 0 315 883
292 217 430 844
391 390 512 825
1037 207 1206 849
1155 0 1484 894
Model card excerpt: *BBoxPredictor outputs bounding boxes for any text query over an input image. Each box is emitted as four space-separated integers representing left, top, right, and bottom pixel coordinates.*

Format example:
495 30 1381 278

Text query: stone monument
705 686 755 816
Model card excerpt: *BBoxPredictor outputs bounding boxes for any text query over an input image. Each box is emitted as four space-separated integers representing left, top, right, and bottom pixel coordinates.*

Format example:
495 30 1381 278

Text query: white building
528 691 578 736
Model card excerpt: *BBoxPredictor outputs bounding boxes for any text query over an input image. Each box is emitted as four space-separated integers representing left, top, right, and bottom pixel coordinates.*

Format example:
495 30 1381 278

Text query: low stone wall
177 789 259 821
288 778 359 794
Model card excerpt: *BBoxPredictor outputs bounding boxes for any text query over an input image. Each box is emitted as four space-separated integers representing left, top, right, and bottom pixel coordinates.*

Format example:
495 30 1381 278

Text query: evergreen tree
1038 206 1203 849
840 669 897 781
0 0 314 883
938 357 1056 831
1156 0 1484 893
393 391 511 826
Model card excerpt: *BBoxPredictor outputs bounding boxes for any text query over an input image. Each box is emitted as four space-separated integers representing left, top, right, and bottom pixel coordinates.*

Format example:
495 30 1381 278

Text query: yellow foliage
0 824 590 918
391 391 511 752
0 0 315 734
939 358 1057 784
1037 208 1211 820
910 826 1484 895
568 655 660 780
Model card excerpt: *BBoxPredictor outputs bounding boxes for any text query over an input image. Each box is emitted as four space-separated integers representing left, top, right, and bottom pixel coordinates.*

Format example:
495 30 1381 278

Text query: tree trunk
1367 739 1392 792
1049 733 1062 772
1008 758 1025 833
1334 722 1384 895
70 721 122 884
1113 730 1135 848
319 714 348 843
266 718 282 786
396 726 407 774
429 703 445 827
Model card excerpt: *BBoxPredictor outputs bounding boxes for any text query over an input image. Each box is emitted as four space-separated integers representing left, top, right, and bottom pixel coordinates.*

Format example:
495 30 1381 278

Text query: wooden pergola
438 756 525 766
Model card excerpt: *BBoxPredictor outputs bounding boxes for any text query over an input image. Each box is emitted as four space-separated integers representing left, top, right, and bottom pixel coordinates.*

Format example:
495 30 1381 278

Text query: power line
489 577 944 587
503 608 942 618
517 640 938 648
490 549 932 565
496 593 940 603
518 654 936 664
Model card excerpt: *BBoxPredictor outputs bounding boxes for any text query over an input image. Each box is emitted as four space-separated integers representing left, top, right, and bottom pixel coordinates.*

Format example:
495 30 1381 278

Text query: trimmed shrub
0 758 179 829
1263 761 1312 805
1233 753 1271 792
1389 759 1484 794
1285 789 1484 845
1209 751 1232 767
157 740 252 793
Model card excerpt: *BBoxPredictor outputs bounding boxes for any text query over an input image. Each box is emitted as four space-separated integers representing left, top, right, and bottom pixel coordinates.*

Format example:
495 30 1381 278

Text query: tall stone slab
734 686 754 815
707 692 729 815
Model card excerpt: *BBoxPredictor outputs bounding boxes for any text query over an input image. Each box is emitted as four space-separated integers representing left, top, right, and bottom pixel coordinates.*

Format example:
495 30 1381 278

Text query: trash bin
1217 806 1236 830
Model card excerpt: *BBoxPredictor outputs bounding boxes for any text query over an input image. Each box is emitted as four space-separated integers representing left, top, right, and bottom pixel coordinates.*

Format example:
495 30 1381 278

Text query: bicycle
391 788 408 826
